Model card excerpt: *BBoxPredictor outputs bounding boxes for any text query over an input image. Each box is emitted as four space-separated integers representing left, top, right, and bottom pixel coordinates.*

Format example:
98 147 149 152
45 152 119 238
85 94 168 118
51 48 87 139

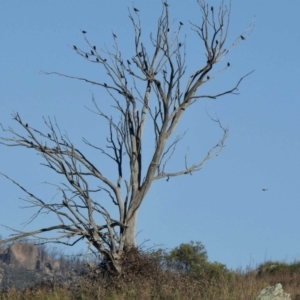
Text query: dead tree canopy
0 0 253 274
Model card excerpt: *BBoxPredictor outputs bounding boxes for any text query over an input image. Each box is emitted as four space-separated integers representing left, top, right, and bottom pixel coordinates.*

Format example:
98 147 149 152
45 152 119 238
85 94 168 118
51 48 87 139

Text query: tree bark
123 210 138 249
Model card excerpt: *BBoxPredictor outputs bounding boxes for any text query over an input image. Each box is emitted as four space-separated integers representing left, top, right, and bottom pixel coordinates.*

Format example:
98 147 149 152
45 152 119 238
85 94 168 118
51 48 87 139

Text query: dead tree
0 0 253 274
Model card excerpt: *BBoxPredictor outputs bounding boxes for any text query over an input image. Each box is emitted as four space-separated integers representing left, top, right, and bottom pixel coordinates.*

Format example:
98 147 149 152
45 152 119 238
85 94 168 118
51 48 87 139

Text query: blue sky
0 0 300 270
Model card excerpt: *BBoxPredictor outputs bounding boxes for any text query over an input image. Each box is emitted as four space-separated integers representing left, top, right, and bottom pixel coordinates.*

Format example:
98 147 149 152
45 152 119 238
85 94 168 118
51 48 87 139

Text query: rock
257 283 291 300
6 243 38 270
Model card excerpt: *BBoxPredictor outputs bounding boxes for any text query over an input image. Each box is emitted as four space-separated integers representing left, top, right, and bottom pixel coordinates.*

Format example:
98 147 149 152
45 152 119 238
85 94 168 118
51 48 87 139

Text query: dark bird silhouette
30 141 33 146
91 50 94 55
96 58 99 62
113 33 117 38
241 35 245 40
93 46 96 50
85 54 88 58
179 43 182 47
133 7 139 12
82 30 87 34
262 188 268 192
164 2 168 7
104 83 107 87
73 45 77 50
211 6 213 11
48 134 51 138
127 59 131 65
167 28 170 32
179 21 183 25
103 59 107 62
25 123 28 127
207 76 210 80
227 62 230 67
216 40 218 44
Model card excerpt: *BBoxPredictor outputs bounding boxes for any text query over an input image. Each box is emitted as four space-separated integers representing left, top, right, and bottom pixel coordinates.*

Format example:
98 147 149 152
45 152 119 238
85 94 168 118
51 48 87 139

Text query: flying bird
73 45 77 50
82 30 87 34
133 7 139 12
241 35 245 40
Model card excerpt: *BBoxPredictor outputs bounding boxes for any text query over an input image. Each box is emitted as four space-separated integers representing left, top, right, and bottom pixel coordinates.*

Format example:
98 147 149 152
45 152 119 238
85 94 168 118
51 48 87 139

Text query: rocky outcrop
6 243 38 271
257 283 291 300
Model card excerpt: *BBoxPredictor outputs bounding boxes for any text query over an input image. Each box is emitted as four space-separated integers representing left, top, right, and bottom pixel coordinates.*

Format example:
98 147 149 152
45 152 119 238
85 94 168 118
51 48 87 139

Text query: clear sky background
0 0 299 271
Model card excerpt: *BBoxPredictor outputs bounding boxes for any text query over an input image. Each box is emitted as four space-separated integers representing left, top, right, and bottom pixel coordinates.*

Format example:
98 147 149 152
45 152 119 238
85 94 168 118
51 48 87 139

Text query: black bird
167 28 170 32
207 76 210 80
164 2 168 7
96 58 99 62
216 40 218 44
91 50 94 55
227 62 230 67
93 45 96 50
133 7 139 12
48 134 51 138
179 21 183 26
179 43 182 47
85 54 88 58
25 123 28 127
211 6 213 11
241 35 245 40
73 45 77 50
127 60 131 65
30 141 33 146
113 33 117 38
82 30 87 34
104 83 107 87
103 59 107 62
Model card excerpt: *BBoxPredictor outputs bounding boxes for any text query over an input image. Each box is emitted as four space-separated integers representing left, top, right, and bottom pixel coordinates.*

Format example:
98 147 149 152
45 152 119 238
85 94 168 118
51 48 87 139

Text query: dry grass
1 252 300 300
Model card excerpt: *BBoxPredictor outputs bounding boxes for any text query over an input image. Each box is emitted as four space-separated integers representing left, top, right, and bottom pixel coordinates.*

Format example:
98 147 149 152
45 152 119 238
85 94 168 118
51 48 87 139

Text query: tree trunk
123 210 138 249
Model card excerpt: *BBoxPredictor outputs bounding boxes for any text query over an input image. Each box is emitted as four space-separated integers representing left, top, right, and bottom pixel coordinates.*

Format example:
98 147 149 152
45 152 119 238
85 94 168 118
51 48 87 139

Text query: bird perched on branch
73 45 77 50
133 7 139 12
179 21 183 26
227 62 230 67
82 30 87 34
241 35 245 40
